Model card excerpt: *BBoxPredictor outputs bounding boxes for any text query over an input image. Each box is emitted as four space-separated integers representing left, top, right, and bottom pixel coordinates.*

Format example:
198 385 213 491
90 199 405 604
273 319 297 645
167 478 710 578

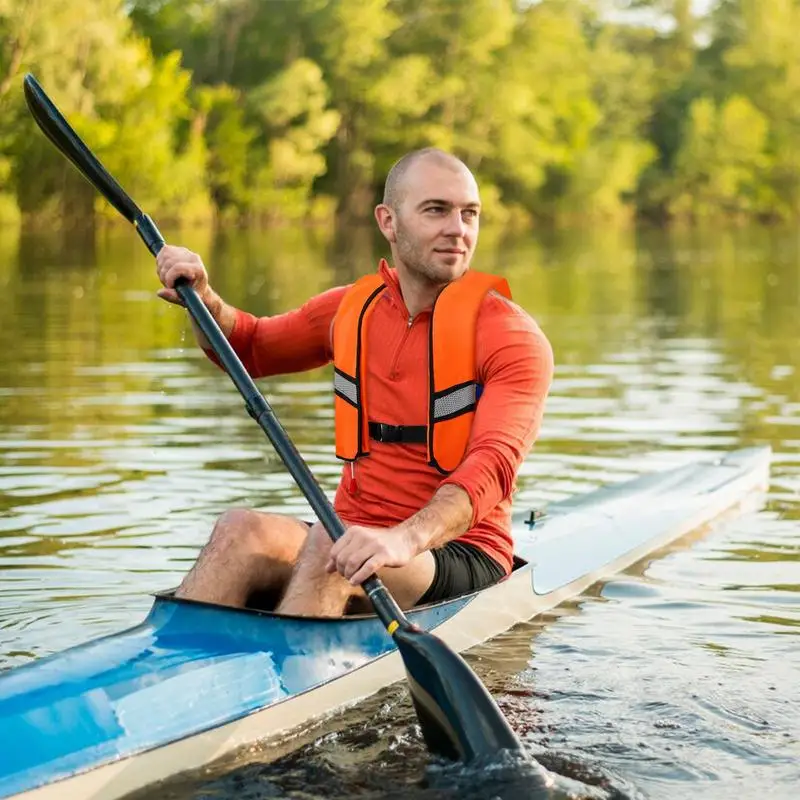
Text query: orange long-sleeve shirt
210 261 553 573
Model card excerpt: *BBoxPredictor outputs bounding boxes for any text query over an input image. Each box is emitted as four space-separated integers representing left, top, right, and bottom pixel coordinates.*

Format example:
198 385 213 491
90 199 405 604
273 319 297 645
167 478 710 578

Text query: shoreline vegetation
1 1 799 232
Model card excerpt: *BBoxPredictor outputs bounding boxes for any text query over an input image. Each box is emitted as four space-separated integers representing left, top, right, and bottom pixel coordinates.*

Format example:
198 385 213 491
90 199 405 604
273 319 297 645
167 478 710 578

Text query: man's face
390 160 481 286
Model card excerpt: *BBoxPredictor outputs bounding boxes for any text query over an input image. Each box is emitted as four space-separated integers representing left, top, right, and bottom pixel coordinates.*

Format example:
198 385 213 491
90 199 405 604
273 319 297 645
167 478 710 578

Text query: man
155 147 553 617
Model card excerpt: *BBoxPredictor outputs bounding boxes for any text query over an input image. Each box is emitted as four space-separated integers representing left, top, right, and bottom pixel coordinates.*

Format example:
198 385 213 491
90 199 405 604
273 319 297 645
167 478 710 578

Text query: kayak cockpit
153 550 530 619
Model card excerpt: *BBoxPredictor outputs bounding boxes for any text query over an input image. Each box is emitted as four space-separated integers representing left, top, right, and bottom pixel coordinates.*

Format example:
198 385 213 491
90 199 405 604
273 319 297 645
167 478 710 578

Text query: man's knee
301 522 334 562
210 509 312 563
210 508 273 555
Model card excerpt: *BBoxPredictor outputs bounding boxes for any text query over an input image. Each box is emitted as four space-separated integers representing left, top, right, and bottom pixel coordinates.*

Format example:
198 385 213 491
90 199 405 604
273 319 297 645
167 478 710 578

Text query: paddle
23 73 527 764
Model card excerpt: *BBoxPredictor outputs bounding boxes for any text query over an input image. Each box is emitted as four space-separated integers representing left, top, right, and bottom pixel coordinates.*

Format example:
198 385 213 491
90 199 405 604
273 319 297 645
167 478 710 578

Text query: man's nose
442 209 467 237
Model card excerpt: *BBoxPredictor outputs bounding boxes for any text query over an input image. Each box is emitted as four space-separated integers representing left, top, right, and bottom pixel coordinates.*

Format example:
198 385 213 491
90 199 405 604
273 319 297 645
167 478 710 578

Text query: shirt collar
377 258 408 313
376 258 437 319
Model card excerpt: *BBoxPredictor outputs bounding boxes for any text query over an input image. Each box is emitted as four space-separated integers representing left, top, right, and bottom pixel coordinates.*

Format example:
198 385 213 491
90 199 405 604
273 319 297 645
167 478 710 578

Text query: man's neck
394 264 443 318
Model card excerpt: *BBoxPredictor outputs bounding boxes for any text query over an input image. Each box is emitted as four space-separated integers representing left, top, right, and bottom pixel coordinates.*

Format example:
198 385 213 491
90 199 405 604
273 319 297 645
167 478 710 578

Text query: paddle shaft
21 73 408 633
135 215 409 631
23 73 529 764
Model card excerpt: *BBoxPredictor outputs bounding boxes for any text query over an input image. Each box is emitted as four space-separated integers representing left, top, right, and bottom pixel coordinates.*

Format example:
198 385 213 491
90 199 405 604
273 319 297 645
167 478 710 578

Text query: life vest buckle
368 421 427 444
377 422 399 443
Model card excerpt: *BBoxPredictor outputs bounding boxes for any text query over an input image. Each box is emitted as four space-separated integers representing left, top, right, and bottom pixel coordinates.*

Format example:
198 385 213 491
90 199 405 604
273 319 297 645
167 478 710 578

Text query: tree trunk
333 115 375 230
61 167 97 234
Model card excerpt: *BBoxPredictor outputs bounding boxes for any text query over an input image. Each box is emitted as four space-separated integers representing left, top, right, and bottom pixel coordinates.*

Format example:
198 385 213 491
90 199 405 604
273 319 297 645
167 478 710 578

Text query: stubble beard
394 221 469 287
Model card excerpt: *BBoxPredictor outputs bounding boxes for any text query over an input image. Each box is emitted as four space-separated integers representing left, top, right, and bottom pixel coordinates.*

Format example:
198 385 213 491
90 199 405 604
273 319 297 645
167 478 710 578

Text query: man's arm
326 484 473 585
403 300 552 549
400 483 473 552
155 245 237 348
440 297 554 527
186 289 238 349
155 244 349 378
212 288 347 378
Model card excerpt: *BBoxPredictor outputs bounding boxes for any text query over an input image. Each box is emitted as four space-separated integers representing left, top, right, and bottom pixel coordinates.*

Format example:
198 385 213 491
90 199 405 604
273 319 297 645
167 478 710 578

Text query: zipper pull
408 315 413 328
347 461 358 495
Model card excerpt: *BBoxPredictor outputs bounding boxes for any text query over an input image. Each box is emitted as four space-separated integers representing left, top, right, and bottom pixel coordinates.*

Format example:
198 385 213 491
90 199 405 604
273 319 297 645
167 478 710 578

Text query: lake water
0 223 797 799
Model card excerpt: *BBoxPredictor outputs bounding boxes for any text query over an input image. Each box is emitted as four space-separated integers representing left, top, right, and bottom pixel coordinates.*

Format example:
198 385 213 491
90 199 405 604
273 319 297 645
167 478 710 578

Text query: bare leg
277 523 437 617
175 509 310 607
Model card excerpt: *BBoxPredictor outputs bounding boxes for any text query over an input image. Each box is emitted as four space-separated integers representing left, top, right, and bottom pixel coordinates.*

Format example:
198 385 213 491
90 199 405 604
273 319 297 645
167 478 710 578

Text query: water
0 223 798 798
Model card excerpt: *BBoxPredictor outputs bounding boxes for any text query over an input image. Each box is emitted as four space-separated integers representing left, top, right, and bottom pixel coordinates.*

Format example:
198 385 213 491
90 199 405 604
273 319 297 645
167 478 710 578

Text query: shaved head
382 148 472 208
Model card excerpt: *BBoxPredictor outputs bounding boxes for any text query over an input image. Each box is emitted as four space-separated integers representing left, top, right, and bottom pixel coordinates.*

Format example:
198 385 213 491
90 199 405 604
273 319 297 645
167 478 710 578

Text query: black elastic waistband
368 421 427 444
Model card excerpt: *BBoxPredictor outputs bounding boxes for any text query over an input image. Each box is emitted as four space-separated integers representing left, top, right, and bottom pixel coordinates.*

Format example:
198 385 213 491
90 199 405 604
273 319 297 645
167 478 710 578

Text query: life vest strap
368 421 427 444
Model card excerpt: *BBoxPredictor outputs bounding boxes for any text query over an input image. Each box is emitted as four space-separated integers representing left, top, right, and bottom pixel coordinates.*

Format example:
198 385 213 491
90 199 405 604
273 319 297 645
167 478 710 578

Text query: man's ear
374 204 397 243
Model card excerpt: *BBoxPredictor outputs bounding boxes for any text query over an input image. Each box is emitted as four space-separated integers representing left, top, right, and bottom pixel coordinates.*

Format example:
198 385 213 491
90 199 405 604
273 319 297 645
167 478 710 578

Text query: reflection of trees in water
0 227 186 436
16 226 96 274
2 222 797 447
328 220 379 285
632 226 800 445
634 226 686 330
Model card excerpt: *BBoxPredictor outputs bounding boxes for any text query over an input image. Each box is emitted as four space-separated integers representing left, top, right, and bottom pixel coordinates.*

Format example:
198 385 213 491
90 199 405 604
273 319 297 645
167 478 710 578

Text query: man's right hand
155 245 212 306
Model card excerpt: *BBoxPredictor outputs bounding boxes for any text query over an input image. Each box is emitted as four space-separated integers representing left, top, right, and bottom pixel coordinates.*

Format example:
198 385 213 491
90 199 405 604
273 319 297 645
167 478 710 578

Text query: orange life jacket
333 270 512 474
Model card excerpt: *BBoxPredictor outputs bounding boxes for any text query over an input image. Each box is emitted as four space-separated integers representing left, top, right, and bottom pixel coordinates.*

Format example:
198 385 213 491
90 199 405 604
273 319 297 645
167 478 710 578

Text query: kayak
0 446 771 800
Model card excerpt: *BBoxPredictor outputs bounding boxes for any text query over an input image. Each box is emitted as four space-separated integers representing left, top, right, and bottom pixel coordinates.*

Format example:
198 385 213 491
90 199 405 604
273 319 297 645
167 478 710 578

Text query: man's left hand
326 524 419 585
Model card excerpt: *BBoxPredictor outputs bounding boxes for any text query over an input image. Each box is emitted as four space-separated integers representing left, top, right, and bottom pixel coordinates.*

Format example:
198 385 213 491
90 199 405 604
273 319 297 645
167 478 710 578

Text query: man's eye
463 209 479 219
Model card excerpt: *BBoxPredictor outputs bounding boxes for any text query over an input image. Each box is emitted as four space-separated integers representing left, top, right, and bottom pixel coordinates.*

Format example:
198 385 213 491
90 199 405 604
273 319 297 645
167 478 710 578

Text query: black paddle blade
394 625 525 762
22 74 141 224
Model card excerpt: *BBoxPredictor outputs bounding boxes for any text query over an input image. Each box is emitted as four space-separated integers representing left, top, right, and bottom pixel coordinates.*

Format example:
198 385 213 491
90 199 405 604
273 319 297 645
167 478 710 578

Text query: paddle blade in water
393 625 525 762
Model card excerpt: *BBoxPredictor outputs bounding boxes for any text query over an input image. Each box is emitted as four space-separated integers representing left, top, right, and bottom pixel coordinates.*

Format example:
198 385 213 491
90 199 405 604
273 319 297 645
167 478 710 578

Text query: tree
248 59 340 222
1 0 208 226
670 94 770 220
722 0 800 218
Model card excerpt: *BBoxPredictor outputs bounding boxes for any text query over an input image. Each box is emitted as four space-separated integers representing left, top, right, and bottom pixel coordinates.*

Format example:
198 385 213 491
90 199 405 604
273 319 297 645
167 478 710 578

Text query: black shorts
417 541 505 605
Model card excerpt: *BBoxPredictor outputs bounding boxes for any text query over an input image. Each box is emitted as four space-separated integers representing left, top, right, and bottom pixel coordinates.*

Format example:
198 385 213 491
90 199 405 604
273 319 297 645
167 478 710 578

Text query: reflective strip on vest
433 381 477 421
334 368 358 407
333 269 511 473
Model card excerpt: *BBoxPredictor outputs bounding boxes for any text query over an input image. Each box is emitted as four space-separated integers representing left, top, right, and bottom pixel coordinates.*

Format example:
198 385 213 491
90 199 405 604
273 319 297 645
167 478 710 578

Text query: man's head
375 148 480 287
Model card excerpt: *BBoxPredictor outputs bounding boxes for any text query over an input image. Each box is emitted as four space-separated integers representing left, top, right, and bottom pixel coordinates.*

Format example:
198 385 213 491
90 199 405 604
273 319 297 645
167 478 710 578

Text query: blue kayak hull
0 447 771 799
0 592 474 799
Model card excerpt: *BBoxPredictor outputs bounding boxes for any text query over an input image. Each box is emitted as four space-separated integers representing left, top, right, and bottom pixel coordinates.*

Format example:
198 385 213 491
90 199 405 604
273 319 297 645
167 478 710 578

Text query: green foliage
248 58 340 222
196 84 257 216
670 95 770 220
1 0 799 227
89 49 212 222
721 0 800 218
1 0 208 225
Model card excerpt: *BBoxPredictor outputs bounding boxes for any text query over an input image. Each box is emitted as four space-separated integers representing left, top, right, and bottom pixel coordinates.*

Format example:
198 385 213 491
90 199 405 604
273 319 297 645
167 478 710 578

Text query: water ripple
0 229 798 798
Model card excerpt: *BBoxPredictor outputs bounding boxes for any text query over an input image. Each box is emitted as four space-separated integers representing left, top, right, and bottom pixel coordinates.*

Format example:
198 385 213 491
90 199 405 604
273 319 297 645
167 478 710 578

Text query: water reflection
0 223 797 798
